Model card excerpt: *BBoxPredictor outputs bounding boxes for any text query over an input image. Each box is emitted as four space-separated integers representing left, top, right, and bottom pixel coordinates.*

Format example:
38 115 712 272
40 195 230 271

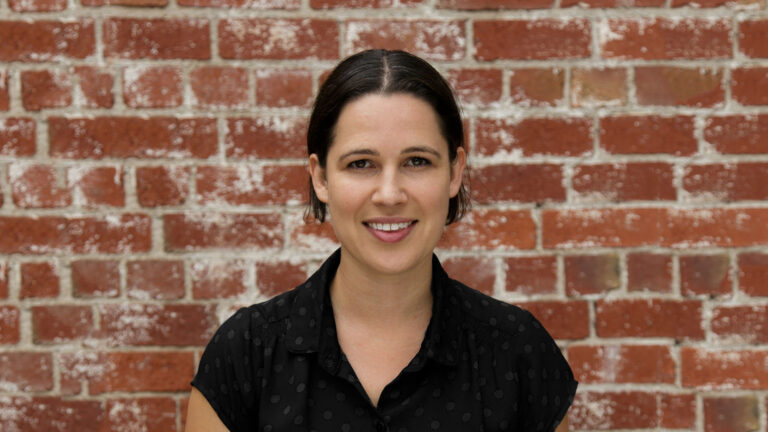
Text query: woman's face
309 93 466 278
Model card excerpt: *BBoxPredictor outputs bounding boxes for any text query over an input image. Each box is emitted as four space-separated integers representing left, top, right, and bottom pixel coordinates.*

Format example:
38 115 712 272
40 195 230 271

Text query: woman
186 49 577 432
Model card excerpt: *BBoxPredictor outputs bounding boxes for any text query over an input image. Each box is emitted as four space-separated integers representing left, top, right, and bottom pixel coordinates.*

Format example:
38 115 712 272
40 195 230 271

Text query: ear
309 154 329 203
449 146 466 198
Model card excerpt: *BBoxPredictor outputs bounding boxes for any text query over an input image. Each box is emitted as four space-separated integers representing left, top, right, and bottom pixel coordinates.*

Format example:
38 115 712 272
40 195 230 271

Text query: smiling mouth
363 221 416 231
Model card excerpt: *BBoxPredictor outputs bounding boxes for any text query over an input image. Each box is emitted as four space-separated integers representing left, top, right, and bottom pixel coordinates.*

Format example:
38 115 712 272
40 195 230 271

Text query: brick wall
1 0 767 430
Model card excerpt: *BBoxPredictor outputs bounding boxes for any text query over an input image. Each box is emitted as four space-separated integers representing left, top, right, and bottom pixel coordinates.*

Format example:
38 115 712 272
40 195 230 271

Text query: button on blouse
192 249 578 432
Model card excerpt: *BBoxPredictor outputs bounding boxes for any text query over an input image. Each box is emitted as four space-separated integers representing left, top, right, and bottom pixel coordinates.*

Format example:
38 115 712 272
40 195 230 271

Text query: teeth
367 222 412 232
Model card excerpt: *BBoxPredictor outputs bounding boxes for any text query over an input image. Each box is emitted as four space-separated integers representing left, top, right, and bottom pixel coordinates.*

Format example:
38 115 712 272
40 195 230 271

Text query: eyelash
347 157 432 170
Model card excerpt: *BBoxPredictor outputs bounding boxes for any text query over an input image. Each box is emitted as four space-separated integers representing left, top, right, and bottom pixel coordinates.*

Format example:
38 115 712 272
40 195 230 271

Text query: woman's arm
185 387 230 432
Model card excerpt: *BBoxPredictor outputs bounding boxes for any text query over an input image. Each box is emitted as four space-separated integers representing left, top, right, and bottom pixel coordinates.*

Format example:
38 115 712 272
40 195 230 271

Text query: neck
330 249 433 327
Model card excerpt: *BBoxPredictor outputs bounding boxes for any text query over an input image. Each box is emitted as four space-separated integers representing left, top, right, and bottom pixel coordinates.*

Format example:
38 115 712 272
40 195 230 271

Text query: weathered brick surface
3 2 767 430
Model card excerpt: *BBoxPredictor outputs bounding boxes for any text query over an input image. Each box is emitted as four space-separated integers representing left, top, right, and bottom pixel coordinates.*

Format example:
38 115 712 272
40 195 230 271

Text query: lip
363 218 417 243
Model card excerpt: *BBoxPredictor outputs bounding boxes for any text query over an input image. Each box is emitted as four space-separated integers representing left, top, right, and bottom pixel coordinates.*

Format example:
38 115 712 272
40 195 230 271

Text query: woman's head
306 49 469 225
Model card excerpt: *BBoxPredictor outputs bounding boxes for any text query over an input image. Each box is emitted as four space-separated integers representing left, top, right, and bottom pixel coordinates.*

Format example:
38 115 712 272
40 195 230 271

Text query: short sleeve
516 310 578 432
191 307 260 432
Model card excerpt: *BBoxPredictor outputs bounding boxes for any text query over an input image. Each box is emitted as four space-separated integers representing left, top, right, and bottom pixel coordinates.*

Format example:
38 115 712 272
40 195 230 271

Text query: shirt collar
285 249 462 370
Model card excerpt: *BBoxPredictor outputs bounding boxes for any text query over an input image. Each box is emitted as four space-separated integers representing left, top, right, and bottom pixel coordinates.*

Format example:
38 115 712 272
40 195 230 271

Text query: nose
371 168 407 207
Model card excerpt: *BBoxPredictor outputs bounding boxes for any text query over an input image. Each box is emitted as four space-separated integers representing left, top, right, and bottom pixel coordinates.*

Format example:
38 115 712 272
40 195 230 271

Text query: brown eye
406 157 431 167
348 159 372 169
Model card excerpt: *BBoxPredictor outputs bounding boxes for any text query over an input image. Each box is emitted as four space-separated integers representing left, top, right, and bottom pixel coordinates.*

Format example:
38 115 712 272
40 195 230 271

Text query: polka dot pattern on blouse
192 249 577 432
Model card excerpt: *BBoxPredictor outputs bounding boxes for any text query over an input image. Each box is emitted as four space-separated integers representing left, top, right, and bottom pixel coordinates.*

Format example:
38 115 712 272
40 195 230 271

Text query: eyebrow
338 146 442 161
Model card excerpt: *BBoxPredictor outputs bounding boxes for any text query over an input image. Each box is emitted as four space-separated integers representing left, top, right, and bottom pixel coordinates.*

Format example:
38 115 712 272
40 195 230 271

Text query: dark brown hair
306 49 469 224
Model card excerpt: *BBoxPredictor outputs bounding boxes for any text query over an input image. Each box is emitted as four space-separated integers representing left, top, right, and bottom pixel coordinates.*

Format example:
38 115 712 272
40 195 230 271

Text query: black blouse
192 249 577 432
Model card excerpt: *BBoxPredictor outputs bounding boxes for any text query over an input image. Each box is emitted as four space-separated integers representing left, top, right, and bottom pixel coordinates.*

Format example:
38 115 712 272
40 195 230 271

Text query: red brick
636 66 723 107
71 260 120 297
471 164 564 204
49 117 217 159
0 306 20 344
9 0 66 11
572 162 675 202
568 345 675 383
439 209 536 250
681 254 731 297
0 261 7 298
32 305 93 343
0 118 35 156
704 396 759 432
600 18 731 59
99 304 216 346
682 348 768 389
312 0 394 6
516 300 589 340
600 115 696 155
711 305 768 344
508 68 564 107
543 208 662 248
673 0 756 5
256 261 308 297
164 212 283 251
20 261 60 299
739 252 768 296
661 394 696 429
290 220 339 252
0 20 95 62
544 208 768 248
104 18 210 59
60 351 195 394
123 66 183 108
565 254 620 296
192 259 249 299
191 66 249 109
21 69 72 111
225 116 308 159
0 397 103 431
346 20 465 61
181 0 297 6
439 0 552 8
704 114 768 154
0 352 53 391
0 70 9 110
570 68 627 107
74 66 113 108
739 19 768 58
475 19 590 60
571 391 659 430
0 214 151 254
505 256 556 295
9 163 71 208
627 253 672 292
446 69 503 107
732 67 768 105
136 165 190 207
103 398 176 432
255 69 313 108
564 0 663 6
596 299 703 339
219 19 337 59
84 0 166 5
442 257 495 295
196 165 307 206
684 163 768 201
126 260 184 300
68 166 124 207
475 117 591 157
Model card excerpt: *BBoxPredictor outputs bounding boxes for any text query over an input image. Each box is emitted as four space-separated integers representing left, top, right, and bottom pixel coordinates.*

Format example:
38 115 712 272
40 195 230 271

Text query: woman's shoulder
444 278 543 338
213 283 307 339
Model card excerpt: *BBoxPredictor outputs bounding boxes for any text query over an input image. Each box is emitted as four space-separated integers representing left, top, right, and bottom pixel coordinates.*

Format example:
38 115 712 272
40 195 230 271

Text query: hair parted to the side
305 49 470 225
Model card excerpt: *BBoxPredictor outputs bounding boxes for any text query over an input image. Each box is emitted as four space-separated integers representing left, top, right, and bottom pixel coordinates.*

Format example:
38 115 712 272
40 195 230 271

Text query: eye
348 159 372 169
405 157 431 167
